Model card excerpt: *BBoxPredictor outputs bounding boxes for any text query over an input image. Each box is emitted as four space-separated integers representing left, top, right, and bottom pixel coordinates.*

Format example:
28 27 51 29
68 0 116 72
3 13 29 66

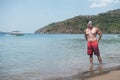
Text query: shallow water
0 34 120 80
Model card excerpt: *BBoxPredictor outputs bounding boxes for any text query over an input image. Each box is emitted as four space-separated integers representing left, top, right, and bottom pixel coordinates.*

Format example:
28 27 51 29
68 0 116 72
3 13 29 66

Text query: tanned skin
84 23 103 68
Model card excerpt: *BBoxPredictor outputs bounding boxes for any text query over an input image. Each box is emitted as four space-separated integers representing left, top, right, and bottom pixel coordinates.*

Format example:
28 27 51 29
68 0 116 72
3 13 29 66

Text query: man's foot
99 63 103 68
98 64 103 74
89 64 93 70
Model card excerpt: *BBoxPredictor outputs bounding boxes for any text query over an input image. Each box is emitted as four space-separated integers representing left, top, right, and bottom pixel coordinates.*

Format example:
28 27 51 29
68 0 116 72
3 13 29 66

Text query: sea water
0 34 120 80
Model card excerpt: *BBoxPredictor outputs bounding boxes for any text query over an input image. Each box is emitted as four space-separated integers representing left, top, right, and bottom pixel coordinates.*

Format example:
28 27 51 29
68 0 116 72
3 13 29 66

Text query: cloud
90 0 120 8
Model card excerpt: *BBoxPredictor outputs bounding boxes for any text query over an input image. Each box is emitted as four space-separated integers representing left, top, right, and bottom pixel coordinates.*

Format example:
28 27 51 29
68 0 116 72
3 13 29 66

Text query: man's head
87 21 93 29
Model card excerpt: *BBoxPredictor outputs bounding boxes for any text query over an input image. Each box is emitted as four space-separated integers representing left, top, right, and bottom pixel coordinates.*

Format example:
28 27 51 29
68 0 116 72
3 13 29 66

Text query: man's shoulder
93 26 98 28
93 26 99 30
84 28 88 32
93 26 102 33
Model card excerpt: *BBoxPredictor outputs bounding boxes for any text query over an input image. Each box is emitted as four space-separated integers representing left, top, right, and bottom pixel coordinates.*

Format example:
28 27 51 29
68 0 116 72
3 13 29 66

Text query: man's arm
96 27 102 42
84 30 88 41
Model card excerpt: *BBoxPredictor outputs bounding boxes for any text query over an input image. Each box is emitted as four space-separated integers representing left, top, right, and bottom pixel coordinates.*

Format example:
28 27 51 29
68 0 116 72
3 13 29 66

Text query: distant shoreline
35 9 120 34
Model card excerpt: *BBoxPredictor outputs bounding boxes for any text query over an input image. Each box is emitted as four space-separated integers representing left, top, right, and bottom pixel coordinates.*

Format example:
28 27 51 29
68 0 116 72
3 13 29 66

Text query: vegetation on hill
35 9 120 34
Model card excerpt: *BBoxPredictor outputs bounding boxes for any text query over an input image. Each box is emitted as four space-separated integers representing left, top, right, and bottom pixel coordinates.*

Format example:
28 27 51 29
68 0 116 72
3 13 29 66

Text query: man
84 21 103 67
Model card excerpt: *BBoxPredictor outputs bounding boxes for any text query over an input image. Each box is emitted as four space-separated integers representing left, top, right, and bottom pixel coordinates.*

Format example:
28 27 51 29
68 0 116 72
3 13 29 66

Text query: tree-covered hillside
35 9 120 34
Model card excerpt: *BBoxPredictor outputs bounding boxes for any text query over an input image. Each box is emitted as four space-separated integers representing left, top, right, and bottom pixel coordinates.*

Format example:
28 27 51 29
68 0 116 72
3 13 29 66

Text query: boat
9 31 24 36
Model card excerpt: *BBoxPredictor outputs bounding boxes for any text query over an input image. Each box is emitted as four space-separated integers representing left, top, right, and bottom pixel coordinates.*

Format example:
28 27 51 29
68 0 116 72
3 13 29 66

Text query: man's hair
88 21 92 25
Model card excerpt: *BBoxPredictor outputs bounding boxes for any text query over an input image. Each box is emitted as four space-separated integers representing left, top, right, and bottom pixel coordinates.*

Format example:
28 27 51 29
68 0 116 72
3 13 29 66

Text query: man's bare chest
86 28 97 35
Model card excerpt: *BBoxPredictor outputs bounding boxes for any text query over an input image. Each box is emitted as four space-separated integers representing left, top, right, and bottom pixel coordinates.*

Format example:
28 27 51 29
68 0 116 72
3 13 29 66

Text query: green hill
35 9 120 34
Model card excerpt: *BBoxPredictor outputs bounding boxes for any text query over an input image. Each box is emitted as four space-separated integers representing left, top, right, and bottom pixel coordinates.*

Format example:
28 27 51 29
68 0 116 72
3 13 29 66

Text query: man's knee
97 56 102 60
89 55 93 58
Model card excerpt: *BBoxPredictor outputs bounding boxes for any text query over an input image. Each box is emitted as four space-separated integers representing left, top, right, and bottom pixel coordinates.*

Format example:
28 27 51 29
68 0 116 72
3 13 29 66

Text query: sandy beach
87 70 120 80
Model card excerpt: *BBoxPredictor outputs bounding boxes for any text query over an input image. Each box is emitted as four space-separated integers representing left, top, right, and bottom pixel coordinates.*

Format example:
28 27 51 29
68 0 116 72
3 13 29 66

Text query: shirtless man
84 21 103 67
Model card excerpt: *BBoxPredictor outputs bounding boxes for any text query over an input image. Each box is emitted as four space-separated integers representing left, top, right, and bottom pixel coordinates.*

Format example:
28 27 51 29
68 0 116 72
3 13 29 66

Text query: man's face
87 24 93 29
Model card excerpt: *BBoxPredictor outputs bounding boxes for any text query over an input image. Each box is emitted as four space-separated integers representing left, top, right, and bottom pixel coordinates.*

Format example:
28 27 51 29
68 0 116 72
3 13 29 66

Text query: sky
0 0 120 33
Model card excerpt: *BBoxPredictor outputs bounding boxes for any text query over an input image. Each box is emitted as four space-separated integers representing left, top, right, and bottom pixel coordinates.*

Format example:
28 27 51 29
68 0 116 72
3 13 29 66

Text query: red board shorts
87 41 100 56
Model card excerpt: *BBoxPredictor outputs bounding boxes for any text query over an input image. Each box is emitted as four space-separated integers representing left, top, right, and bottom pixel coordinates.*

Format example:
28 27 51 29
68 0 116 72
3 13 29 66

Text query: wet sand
87 70 120 80
44 64 120 80
79 65 120 80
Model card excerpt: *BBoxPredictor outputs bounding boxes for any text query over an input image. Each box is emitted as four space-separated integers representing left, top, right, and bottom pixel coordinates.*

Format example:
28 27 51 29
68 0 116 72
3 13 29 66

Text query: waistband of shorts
88 40 98 43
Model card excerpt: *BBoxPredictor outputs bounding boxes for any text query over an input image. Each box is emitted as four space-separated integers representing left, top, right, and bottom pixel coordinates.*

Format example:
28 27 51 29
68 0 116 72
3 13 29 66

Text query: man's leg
92 41 103 66
89 55 93 67
97 55 103 67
